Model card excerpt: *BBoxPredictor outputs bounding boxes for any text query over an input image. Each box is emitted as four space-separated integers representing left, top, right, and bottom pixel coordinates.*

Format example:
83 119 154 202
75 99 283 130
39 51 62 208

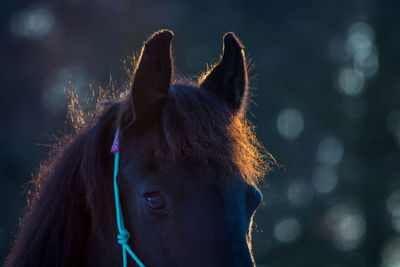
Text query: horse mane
5 58 275 266
156 81 274 183
5 96 121 266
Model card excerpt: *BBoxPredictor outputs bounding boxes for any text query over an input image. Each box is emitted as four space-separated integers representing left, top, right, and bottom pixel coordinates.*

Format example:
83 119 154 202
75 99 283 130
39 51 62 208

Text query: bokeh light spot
386 111 400 146
381 237 400 267
276 108 304 140
42 66 90 114
10 4 55 40
312 166 339 194
273 217 303 244
355 51 379 78
391 217 400 234
331 22 379 98
337 67 364 96
346 22 375 63
325 203 366 251
287 180 314 206
386 190 400 217
317 136 344 166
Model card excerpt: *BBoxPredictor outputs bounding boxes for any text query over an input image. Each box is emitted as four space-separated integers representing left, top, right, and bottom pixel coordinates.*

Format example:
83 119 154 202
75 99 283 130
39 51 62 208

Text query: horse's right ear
118 30 174 129
200 32 248 114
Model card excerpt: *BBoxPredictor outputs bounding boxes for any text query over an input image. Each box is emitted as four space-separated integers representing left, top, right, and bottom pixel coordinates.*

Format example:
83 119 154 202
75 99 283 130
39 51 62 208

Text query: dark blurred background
1 0 400 266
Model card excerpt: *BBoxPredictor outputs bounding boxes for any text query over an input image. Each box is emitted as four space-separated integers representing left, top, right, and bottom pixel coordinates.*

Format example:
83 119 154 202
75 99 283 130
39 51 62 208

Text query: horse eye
145 193 166 210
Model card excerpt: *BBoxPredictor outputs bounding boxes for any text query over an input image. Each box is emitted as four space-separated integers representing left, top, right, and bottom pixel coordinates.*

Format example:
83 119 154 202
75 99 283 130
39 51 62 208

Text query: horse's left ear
200 32 248 113
119 30 173 129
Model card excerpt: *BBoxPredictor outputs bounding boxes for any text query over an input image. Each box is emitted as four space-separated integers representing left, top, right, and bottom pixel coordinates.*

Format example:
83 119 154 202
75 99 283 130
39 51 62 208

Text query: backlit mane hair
75 70 275 184
157 81 274 183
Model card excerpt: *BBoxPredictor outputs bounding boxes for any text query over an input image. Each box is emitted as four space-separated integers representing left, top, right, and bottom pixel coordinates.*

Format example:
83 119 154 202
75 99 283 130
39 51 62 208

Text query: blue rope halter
111 129 146 267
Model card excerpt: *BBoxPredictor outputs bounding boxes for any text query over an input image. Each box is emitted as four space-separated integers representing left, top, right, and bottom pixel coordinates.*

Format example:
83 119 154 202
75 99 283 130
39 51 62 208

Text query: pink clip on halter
111 128 120 154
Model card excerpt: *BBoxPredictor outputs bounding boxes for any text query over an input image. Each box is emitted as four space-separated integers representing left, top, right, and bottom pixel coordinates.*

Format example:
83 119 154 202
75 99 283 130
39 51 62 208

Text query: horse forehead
173 171 249 201
170 83 201 92
120 133 247 190
127 162 245 194
172 166 246 188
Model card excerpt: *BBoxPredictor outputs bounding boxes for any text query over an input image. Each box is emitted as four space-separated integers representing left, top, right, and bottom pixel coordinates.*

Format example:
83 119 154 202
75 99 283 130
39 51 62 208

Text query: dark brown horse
5 30 274 266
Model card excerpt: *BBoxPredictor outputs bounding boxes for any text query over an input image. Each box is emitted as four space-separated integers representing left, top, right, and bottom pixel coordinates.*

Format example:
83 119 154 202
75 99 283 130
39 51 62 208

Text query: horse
5 30 275 267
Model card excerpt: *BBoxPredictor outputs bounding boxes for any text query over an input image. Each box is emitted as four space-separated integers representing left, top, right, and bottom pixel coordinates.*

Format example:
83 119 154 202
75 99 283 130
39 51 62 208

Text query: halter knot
117 229 130 245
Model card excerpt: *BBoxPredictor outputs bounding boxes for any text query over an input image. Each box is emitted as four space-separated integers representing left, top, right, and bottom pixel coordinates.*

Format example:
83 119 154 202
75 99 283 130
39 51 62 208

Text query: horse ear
200 32 248 113
119 30 173 129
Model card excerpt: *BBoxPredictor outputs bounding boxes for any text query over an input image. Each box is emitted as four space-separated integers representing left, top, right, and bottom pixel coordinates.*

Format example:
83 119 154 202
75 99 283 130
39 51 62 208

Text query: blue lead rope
112 129 146 267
